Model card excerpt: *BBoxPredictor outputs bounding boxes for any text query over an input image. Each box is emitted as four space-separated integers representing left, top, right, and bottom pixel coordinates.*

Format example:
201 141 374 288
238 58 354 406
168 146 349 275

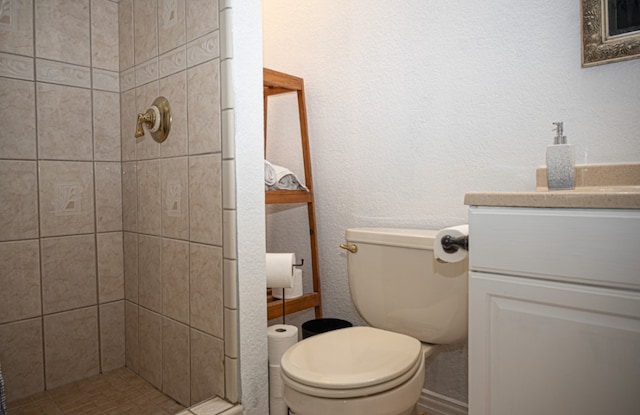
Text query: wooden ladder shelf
264 68 323 320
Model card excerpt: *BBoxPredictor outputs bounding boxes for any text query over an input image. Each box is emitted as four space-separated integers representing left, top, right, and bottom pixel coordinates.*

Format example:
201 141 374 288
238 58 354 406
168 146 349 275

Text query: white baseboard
417 389 468 415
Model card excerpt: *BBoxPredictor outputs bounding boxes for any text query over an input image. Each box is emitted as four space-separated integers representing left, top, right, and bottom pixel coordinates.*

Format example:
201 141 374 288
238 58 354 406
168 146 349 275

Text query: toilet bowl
280 228 468 415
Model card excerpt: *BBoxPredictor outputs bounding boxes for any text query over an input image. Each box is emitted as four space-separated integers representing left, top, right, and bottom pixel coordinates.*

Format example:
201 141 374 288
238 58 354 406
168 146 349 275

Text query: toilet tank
345 228 468 344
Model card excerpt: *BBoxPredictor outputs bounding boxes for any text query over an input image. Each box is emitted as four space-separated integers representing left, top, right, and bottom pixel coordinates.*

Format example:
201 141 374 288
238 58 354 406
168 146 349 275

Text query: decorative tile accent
189 154 222 245
161 157 189 239
162 238 189 324
162 317 190 406
187 60 221 155
0 0 34 56
138 307 162 389
190 329 224 405
35 0 90 66
0 318 44 402
91 0 119 71
0 51 34 80
190 243 223 337
0 77 36 159
158 0 186 54
95 162 123 232
0 160 38 241
36 58 91 88
41 234 97 314
138 235 162 312
43 307 100 389
135 57 158 86
92 68 120 92
0 240 41 323
158 45 186 78
99 300 125 372
93 91 122 161
120 67 135 92
97 232 124 303
186 31 220 68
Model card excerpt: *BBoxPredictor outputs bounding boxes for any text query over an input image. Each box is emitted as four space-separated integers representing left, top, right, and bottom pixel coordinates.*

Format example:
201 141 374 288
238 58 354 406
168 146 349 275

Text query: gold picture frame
581 0 640 67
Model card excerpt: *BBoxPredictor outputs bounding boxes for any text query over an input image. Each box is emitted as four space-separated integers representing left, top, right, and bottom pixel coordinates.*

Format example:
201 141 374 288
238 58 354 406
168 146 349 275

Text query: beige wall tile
186 31 219 68
0 240 41 324
189 155 222 245
0 78 36 159
39 161 95 237
162 317 190 406
162 238 189 324
97 232 124 303
94 91 122 161
223 209 236 260
138 235 162 313
36 83 93 161
223 308 238 359
35 0 90 66
118 0 134 71
0 0 34 56
95 162 123 232
158 0 186 54
221 109 235 160
0 160 38 241
190 328 224 405
159 71 188 157
35 58 91 88
0 52 33 80
122 162 138 232
224 356 239 403
223 258 237 309
134 0 158 65
43 307 100 389
99 301 125 372
186 0 219 42
91 0 119 71
190 243 223 337
125 301 139 372
121 89 137 161
138 307 162 389
137 159 161 235
41 234 97 314
161 157 189 239
0 318 44 401
187 59 221 155
123 232 138 303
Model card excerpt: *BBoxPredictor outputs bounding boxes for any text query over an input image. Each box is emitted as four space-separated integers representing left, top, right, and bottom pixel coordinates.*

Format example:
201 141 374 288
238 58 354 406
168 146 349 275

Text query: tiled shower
0 0 239 410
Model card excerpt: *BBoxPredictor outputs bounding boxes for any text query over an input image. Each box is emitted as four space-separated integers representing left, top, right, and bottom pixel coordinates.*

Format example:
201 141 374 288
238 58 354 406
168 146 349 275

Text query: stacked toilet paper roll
272 267 303 299
434 224 469 263
266 253 296 289
268 324 298 415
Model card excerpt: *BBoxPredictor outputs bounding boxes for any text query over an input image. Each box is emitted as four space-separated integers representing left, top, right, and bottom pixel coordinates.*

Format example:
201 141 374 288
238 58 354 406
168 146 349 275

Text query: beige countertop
464 163 640 209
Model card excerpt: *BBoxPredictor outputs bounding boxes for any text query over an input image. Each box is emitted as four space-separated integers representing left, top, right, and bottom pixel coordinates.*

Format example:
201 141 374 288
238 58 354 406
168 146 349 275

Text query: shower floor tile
7 367 186 415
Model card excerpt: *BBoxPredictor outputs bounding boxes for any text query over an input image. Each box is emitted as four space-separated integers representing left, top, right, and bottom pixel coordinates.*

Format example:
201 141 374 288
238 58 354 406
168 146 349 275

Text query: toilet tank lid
346 228 437 250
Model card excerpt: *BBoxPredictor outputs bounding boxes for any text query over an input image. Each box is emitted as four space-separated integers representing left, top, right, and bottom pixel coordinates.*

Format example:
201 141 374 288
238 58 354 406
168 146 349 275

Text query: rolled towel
264 160 308 191
264 160 277 186
0 363 7 415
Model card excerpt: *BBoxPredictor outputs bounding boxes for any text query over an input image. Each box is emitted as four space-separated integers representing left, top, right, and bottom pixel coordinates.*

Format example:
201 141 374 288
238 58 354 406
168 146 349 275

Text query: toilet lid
280 326 422 390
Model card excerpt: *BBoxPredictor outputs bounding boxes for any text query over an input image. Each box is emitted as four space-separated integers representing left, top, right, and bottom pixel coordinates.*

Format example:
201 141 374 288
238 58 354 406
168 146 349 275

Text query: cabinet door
469 272 640 415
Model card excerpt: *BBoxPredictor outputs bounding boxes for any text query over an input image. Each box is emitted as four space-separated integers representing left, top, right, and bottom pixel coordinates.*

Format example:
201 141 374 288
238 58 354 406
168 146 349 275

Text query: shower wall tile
122 161 138 231
220 58 233 110
97 232 125 303
119 0 134 71
158 46 186 78
35 0 91 66
223 308 238 359
159 71 188 158
92 68 120 92
223 209 236 260
35 58 91 89
38 161 95 237
134 0 158 65
41 234 97 314
36 83 93 161
187 59 221 155
224 356 239 403
0 52 33 81
158 0 186 55
0 318 44 402
91 0 119 71
0 240 41 324
190 328 224 405
125 301 139 372
94 91 122 161
162 317 190 406
0 78 36 159
120 67 136 92
161 157 189 239
186 0 219 42
0 0 34 56
220 8 232 60
121 89 137 161
189 154 222 245
222 159 235 209
135 81 160 160
0 160 38 241
221 109 235 160
124 232 139 303
162 238 189 324
43 306 100 389
223 259 237 310
138 235 162 313
99 301 125 372
137 159 161 235
186 31 219 68
190 243 223 338
138 307 162 389
135 57 158 87
95 162 123 232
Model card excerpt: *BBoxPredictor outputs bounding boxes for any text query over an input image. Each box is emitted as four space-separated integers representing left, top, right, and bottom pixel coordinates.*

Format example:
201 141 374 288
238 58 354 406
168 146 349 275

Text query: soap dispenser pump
546 121 575 190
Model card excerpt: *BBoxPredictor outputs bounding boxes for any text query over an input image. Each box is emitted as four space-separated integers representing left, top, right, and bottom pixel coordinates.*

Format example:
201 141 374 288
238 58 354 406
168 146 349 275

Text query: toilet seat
280 326 422 399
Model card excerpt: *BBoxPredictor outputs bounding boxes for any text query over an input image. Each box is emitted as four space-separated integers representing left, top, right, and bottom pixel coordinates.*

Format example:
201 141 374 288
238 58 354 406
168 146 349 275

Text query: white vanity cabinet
468 206 640 415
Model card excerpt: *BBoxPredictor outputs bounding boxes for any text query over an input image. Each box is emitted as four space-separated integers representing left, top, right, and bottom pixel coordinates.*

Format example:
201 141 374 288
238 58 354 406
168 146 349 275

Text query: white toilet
280 228 468 415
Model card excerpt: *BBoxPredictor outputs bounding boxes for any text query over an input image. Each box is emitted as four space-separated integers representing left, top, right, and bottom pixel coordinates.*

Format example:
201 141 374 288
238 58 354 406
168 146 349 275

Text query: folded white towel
264 160 308 191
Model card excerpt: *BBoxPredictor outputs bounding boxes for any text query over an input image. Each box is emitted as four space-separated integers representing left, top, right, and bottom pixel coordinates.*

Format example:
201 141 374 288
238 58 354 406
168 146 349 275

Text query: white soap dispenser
546 121 575 190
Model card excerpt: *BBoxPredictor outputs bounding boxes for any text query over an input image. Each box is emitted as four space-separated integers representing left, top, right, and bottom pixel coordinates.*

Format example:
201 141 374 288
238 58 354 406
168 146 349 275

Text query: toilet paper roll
269 363 285 398
272 268 303 299
266 253 296 288
267 324 298 364
434 224 469 263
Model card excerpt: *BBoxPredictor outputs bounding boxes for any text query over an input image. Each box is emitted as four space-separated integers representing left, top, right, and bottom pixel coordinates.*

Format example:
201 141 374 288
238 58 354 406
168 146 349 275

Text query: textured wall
262 0 640 404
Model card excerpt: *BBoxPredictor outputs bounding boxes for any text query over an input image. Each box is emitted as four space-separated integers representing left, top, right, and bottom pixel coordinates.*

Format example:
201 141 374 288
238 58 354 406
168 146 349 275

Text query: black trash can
301 318 352 339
